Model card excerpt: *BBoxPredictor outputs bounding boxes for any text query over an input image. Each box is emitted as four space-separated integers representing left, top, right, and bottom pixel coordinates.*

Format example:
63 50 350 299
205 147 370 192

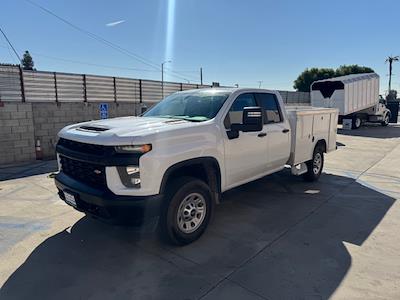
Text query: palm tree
385 55 399 92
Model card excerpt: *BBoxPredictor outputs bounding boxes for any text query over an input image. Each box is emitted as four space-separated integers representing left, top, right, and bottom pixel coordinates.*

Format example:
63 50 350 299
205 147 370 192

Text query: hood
58 116 204 145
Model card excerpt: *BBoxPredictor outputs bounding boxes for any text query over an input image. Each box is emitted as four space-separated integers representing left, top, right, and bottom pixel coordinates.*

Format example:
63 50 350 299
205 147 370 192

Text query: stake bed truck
55 88 338 245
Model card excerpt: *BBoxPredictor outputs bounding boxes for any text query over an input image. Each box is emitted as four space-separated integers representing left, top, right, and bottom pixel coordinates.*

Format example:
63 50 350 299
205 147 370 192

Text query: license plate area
64 191 77 207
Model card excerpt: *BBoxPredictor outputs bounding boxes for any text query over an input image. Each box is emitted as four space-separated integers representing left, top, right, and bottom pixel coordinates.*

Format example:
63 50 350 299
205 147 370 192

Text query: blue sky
1 0 399 92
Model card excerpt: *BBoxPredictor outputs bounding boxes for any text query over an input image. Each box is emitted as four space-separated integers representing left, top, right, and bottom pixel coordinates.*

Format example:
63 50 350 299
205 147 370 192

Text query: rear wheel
303 145 324 182
352 116 362 129
159 176 213 246
381 114 390 126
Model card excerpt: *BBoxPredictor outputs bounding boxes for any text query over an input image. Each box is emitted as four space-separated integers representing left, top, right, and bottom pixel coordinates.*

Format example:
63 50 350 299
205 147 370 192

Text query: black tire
159 176 214 246
381 113 390 126
303 145 324 182
352 116 362 129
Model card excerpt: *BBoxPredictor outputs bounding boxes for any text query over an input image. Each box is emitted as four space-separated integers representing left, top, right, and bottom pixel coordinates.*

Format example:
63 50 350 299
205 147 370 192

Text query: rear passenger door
255 93 290 170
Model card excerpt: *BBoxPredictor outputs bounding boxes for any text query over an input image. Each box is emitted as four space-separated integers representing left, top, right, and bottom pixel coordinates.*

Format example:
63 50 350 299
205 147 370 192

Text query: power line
166 70 199 73
0 44 192 75
25 0 158 70
20 50 160 72
0 44 198 83
0 42 19 64
24 0 195 82
0 26 21 62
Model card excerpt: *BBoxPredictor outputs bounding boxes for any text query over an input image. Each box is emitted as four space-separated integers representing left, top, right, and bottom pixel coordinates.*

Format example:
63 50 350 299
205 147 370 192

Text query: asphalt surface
1 124 400 300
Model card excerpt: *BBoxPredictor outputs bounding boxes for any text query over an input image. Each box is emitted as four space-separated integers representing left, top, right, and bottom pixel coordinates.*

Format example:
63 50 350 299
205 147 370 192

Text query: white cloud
106 20 126 27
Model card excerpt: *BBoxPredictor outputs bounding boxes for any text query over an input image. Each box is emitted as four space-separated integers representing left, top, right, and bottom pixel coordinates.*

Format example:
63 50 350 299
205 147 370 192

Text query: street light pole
161 60 172 98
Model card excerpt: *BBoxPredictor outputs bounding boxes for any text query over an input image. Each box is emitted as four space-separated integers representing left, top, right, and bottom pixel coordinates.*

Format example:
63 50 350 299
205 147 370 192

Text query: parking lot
1 124 400 300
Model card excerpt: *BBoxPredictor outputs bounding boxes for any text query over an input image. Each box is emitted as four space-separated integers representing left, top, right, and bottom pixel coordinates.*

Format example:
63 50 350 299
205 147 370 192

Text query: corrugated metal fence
0 65 211 103
278 90 310 104
0 65 23 101
0 64 310 104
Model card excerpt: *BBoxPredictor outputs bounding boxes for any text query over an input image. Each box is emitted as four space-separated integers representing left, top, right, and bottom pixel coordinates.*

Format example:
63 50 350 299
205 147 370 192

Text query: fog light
126 166 140 175
117 166 141 188
131 178 141 185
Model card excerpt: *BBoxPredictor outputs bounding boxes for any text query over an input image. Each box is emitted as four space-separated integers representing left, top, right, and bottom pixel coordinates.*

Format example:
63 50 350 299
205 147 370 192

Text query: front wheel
159 177 213 246
303 146 324 182
381 114 390 126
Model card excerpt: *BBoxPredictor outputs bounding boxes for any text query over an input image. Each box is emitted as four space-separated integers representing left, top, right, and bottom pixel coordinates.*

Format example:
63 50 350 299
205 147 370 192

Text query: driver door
223 93 269 188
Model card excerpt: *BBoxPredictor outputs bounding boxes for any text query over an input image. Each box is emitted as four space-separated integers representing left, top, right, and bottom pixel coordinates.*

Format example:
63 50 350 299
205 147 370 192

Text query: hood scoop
78 126 110 132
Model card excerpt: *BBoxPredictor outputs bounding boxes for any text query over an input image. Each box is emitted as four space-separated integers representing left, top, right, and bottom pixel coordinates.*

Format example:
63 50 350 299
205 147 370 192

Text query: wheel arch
159 157 222 204
316 139 327 153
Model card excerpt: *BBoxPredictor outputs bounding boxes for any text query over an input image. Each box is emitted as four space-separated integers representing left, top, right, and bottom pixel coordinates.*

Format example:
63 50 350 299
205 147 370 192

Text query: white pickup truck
55 88 338 245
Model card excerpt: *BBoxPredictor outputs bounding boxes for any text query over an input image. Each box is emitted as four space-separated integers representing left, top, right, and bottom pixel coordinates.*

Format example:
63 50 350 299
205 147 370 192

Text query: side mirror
231 106 263 132
141 104 148 114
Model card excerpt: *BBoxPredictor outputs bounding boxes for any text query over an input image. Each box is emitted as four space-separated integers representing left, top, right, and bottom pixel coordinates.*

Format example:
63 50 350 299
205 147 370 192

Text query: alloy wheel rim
355 118 361 128
177 192 206 234
313 153 322 174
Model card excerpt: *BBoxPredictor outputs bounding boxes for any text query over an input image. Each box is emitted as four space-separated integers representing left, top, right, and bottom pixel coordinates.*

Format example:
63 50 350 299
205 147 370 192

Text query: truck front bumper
55 172 163 225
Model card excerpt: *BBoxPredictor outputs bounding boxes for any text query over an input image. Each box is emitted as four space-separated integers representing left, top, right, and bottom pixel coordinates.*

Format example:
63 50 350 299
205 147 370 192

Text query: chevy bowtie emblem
94 169 102 175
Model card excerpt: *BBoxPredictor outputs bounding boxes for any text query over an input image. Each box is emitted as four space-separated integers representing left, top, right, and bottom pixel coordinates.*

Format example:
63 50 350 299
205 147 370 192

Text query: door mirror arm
226 129 239 140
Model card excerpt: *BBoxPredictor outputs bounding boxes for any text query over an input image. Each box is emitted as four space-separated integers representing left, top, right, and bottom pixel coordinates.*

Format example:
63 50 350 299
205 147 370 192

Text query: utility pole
161 60 171 98
200 67 203 85
386 55 399 93
257 80 263 88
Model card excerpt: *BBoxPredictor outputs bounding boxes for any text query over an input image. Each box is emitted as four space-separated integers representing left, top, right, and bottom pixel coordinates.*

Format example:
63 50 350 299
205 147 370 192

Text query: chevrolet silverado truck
55 88 338 245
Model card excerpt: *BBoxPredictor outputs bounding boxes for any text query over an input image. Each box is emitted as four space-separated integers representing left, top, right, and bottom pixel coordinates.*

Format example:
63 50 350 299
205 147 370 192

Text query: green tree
21 50 34 70
293 68 336 92
294 65 375 92
335 65 374 76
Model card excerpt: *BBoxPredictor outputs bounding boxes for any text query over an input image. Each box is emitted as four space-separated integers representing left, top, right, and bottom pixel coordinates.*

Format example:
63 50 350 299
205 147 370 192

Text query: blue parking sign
100 103 108 119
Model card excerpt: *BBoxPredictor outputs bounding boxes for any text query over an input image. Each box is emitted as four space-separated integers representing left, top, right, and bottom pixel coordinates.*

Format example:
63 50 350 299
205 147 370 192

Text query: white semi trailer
311 73 391 129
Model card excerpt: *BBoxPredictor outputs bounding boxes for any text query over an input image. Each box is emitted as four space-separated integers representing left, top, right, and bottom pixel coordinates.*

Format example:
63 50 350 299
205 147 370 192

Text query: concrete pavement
0 124 400 299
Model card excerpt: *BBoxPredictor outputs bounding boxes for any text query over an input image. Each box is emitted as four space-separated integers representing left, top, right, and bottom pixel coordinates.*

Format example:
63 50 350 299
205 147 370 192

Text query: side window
255 93 282 123
224 93 256 128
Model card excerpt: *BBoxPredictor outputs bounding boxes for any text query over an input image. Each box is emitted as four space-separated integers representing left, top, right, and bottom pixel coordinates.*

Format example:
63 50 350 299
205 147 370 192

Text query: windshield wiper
171 116 209 122
155 115 209 122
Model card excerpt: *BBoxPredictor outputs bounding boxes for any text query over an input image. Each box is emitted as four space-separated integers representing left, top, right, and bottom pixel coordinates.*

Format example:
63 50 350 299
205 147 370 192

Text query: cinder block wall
0 101 154 165
31 102 148 158
0 103 36 165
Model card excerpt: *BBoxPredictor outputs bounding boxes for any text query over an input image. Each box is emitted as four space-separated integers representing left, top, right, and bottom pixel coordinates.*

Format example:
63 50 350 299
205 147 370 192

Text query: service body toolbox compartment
285 107 338 165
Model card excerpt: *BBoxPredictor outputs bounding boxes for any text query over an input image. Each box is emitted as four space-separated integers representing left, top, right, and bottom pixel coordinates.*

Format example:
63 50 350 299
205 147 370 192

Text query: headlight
115 144 152 154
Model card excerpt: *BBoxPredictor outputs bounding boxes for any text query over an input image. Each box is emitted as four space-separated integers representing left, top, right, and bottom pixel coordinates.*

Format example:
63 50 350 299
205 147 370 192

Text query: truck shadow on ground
338 123 400 139
0 171 395 300
0 161 58 181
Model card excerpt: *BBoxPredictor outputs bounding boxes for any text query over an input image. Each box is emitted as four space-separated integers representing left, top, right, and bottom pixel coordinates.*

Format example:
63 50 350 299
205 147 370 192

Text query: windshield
143 90 230 122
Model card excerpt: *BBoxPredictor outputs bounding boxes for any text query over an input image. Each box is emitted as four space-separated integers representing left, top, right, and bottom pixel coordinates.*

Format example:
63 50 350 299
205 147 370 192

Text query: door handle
258 132 267 137
282 129 290 133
